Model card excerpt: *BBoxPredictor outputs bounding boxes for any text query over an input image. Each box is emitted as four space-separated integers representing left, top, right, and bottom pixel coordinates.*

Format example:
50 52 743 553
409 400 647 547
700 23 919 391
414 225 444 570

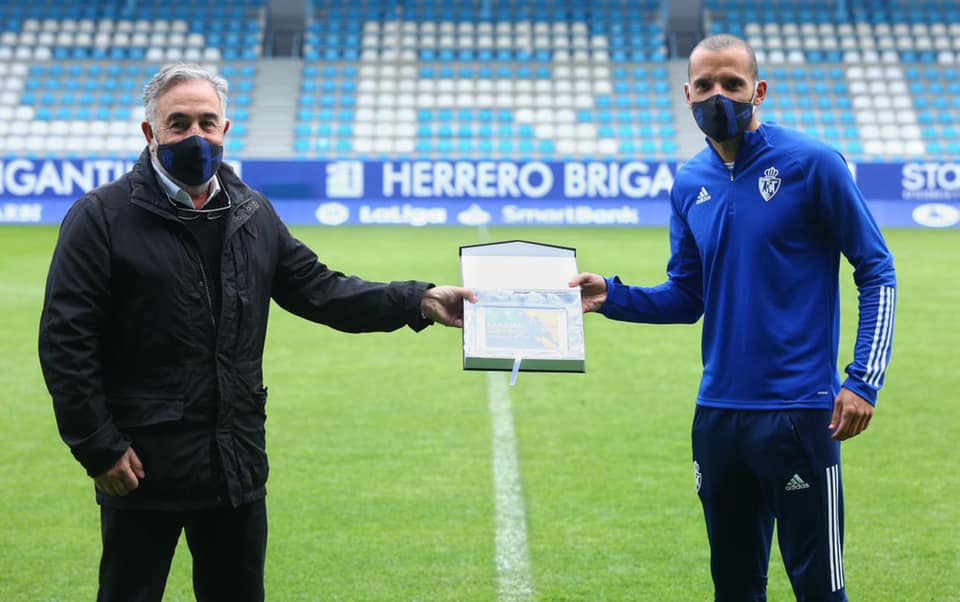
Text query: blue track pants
692 407 846 601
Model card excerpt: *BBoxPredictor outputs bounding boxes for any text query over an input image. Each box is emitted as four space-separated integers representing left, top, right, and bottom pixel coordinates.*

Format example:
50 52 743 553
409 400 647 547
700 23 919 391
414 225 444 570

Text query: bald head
688 34 759 81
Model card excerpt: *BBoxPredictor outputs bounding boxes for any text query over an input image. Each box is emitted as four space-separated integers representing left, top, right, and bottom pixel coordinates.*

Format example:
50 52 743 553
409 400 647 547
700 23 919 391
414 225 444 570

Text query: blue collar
705 123 770 169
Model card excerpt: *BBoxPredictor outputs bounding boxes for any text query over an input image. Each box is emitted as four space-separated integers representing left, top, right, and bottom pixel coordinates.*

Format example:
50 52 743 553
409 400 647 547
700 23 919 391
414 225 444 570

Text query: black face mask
691 92 756 142
156 135 223 186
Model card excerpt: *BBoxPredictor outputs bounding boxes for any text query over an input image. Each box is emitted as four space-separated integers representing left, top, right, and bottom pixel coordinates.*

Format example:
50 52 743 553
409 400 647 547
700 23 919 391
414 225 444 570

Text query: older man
38 63 474 601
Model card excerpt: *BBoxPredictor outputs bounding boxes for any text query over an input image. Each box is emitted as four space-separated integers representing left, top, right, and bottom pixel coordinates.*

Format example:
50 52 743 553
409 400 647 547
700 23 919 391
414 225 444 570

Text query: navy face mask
691 88 757 142
156 135 223 186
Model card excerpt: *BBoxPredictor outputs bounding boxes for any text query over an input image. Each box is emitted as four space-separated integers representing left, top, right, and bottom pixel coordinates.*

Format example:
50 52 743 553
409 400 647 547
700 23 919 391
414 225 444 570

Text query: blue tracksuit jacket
601 123 896 409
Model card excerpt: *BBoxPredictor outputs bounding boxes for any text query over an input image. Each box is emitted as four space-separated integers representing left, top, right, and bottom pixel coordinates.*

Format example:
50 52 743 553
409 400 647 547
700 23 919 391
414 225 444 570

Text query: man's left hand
829 388 874 441
421 286 478 327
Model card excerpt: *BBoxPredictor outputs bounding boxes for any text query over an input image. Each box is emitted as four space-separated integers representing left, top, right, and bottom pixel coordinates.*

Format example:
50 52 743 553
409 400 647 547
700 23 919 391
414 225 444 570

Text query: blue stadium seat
660 140 678 154
659 125 676 138
80 3 934 159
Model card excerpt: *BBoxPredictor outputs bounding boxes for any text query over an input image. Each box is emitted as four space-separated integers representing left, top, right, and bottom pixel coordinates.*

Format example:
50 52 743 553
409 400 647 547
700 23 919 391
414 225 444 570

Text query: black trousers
97 499 267 602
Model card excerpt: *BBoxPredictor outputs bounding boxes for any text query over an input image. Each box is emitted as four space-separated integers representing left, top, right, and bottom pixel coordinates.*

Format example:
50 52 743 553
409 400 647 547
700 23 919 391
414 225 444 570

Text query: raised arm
270 212 474 332
570 193 704 324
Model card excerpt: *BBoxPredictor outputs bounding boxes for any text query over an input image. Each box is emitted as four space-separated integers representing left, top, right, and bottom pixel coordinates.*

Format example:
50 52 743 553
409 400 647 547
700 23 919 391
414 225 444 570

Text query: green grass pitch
1 225 957 600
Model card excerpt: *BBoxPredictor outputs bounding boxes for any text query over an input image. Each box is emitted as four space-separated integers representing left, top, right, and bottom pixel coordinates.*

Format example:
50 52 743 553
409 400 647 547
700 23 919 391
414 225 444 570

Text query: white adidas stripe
864 286 895 388
871 286 895 387
826 464 844 592
862 288 885 386
872 286 896 387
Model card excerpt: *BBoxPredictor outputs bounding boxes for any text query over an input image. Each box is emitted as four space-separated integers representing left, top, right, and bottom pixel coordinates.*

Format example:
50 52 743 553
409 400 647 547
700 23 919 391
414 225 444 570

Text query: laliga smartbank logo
314 202 350 226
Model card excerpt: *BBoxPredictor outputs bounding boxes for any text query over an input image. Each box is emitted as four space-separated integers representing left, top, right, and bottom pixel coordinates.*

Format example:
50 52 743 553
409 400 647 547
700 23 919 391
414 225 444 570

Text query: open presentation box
460 240 586 373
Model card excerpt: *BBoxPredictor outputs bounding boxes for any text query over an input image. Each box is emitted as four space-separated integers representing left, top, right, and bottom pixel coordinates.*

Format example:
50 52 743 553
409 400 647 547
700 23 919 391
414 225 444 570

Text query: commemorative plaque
460 240 585 373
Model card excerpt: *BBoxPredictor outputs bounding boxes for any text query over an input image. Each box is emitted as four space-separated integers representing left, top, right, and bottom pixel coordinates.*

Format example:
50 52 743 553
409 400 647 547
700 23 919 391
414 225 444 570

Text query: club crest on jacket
759 166 781 202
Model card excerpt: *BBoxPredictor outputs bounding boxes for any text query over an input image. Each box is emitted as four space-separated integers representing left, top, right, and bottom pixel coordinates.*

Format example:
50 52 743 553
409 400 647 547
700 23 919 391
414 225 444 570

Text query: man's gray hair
689 34 759 80
143 63 229 128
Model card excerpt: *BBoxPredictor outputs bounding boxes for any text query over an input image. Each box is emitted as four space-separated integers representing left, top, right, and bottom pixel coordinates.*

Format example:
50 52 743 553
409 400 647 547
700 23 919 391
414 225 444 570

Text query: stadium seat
4 1 953 162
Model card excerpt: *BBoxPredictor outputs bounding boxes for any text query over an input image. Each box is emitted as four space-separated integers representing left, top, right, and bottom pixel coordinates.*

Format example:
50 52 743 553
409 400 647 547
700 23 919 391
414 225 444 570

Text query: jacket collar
704 123 771 171
128 148 260 235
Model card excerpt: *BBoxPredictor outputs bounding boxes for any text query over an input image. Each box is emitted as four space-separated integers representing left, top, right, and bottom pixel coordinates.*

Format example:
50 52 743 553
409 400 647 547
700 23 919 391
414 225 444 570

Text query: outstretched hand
569 272 608 313
421 286 478 328
829 388 874 441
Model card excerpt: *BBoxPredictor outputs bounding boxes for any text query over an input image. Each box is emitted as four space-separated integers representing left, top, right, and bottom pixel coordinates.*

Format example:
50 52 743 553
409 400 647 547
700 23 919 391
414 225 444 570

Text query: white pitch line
487 372 534 601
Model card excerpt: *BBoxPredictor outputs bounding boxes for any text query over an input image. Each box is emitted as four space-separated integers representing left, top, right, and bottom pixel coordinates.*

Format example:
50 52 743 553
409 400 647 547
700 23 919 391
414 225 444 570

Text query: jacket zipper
727 164 736 215
180 229 217 331
196 257 217 330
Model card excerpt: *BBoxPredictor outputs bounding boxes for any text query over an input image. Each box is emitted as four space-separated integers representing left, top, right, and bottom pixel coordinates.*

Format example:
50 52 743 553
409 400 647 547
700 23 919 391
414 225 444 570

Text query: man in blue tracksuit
571 34 896 601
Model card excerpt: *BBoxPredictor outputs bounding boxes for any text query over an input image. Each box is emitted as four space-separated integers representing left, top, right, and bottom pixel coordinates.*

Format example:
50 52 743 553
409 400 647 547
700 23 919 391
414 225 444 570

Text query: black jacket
38 151 433 510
